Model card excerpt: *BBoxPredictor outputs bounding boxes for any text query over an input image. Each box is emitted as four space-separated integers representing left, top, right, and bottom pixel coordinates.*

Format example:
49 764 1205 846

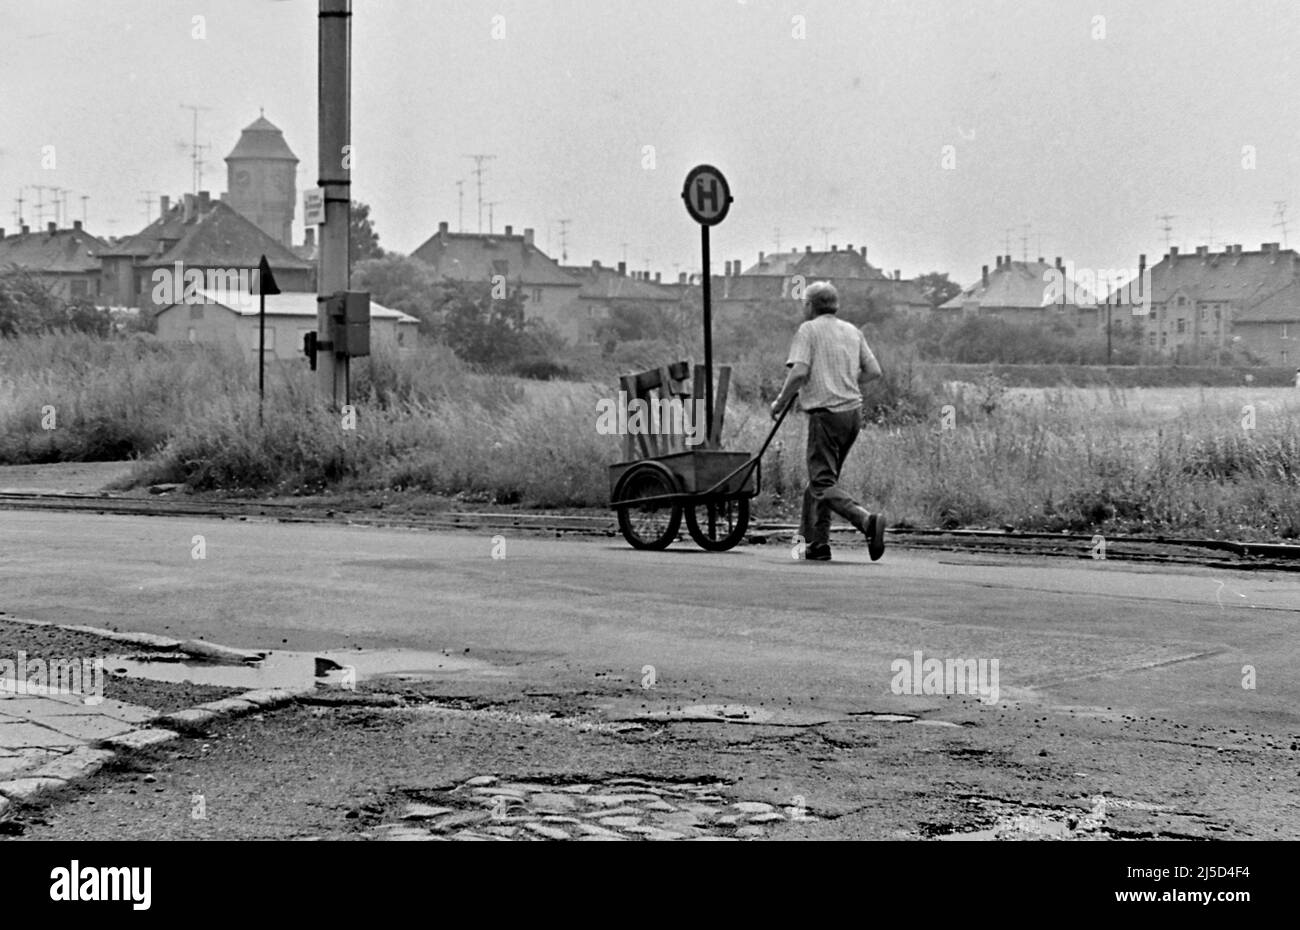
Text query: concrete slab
0 721 81 749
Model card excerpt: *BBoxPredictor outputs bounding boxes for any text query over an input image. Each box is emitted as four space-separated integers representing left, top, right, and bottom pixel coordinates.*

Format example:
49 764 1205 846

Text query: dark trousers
800 407 866 549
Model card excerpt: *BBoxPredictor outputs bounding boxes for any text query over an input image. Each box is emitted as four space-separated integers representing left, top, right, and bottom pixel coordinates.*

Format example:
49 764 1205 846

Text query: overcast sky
2 0 1298 286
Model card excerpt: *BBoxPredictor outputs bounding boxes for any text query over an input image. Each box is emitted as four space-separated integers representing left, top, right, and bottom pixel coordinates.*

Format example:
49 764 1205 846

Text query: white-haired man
769 281 885 561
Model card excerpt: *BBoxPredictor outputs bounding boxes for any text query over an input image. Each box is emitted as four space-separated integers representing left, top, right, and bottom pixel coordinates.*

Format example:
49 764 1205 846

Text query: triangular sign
255 255 281 296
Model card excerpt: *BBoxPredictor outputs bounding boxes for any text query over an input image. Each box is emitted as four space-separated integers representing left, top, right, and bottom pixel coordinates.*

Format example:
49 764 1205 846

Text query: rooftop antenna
557 219 571 261
139 190 158 224
620 241 628 265
1019 223 1030 262
463 153 496 233
455 180 465 232
50 188 68 226
179 104 213 194
80 194 89 225
1201 220 1219 251
773 227 782 253
1002 227 1013 258
13 188 25 227
1156 214 1176 251
1273 201 1290 248
813 226 836 250
485 200 501 235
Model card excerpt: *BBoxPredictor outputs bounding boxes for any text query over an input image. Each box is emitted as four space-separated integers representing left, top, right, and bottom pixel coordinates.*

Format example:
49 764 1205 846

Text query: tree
434 278 530 367
0 269 111 337
353 254 440 327
916 272 962 310
349 201 384 262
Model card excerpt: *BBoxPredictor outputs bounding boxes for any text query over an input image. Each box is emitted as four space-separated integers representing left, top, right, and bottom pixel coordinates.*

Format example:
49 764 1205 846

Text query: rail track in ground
2 490 1297 572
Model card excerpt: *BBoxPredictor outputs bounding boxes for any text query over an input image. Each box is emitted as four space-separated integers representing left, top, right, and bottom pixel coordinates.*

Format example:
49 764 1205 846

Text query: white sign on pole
304 188 326 226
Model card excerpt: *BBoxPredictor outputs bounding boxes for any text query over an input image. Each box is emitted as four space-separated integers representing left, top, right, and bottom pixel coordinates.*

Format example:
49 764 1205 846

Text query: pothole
103 648 497 691
363 775 824 841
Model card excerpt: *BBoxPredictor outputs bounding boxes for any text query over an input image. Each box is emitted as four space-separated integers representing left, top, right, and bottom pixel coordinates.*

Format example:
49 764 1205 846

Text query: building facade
221 113 298 249
0 221 108 300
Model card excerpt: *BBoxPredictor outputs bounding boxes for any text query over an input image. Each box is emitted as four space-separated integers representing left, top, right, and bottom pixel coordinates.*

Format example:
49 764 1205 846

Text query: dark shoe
867 512 886 561
805 543 832 561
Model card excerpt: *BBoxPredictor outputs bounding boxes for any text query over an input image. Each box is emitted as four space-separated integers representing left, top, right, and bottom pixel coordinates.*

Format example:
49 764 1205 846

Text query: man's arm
771 362 809 419
858 335 882 390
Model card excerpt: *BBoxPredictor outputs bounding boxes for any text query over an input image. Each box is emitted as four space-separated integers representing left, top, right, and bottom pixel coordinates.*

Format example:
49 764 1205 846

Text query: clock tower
223 112 298 247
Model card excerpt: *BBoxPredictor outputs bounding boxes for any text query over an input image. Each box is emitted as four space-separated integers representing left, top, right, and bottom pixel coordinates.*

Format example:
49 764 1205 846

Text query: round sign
681 164 733 226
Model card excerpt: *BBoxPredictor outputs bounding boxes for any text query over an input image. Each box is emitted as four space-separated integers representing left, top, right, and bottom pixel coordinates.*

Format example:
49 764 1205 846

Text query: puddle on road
104 648 494 691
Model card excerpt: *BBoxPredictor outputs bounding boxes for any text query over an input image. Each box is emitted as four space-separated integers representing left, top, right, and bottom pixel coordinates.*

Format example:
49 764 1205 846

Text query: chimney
831 244 838 252
1055 256 1063 270
655 272 661 283
198 190 211 209
1196 245 1207 257
438 221 449 235
982 265 989 287
304 228 316 249
21 224 29 234
995 256 1002 269
1169 246 1179 257
0 229 4 240
860 246 867 259
160 195 170 218
1037 256 1044 264
73 220 82 231
504 225 513 236
758 251 765 264
679 272 686 284
894 269 900 281
805 245 812 253
617 261 626 276
846 243 853 253
523 228 534 247
47 221 57 233
182 193 196 222
591 259 600 269
1006 254 1013 266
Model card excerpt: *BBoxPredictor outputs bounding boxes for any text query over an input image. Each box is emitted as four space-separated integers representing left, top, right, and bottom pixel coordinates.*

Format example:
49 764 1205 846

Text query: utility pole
1274 201 1290 248
557 219 571 261
1156 214 1176 251
317 0 352 405
180 104 213 193
455 180 464 232
463 153 496 233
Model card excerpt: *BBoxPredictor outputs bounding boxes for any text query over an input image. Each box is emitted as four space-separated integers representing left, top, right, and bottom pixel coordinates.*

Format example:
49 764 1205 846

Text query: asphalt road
2 508 1298 839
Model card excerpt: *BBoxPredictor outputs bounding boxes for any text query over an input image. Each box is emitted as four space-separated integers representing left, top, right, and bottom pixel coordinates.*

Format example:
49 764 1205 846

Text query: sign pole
701 223 714 447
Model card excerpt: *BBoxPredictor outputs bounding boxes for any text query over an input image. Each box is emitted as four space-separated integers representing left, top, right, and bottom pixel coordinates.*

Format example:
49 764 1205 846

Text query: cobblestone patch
365 776 823 841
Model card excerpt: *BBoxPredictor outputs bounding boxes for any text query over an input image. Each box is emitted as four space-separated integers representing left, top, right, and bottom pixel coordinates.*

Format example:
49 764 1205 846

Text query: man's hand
770 399 785 421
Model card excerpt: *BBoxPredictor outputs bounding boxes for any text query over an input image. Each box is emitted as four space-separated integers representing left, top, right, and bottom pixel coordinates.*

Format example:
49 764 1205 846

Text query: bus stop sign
681 164 733 226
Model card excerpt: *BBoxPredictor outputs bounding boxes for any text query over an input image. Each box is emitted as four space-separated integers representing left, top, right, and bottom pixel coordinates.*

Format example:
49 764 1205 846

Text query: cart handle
700 393 798 497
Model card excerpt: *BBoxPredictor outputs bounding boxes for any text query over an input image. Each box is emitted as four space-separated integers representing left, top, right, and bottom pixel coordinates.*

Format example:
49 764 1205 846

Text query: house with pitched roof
1141 243 1300 364
154 288 418 360
940 255 1100 327
731 243 929 317
411 222 584 341
0 220 109 300
99 191 315 311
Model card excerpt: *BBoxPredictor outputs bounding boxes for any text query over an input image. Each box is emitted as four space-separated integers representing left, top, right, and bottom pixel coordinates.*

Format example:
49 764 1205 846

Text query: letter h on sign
695 178 719 215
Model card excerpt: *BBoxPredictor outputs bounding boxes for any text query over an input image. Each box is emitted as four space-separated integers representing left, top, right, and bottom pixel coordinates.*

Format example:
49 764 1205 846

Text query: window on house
1178 296 1187 306
1177 319 1186 333
1148 333 1157 346
1160 333 1167 347
532 288 542 303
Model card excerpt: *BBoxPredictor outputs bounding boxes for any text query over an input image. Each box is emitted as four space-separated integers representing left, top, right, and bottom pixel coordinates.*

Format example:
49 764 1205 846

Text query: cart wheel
685 496 751 551
614 462 683 550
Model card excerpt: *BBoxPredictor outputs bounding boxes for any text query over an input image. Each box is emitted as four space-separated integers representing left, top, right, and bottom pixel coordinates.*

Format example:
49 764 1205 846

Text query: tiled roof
159 288 417 322
225 115 298 162
1148 246 1300 306
111 199 311 270
565 265 678 301
0 225 108 274
743 248 888 280
411 229 579 288
940 259 1096 310
1235 279 1300 323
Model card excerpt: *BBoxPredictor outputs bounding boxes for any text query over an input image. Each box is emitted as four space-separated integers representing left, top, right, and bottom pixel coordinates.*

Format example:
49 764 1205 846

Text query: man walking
769 281 885 561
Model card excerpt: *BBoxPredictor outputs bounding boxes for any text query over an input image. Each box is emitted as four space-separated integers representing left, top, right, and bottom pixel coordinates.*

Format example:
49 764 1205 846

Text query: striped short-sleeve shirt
786 313 877 413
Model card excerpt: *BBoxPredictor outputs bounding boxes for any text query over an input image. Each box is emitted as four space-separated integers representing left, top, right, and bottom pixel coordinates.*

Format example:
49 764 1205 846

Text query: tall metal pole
701 224 714 446
259 289 266 425
318 0 351 405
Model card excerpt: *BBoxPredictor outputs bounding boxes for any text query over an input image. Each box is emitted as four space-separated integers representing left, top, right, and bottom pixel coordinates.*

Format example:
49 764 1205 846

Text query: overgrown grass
2 332 1298 540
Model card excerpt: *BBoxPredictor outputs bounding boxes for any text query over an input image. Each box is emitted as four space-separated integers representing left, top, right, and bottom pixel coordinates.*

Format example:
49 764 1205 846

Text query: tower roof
225 114 298 162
